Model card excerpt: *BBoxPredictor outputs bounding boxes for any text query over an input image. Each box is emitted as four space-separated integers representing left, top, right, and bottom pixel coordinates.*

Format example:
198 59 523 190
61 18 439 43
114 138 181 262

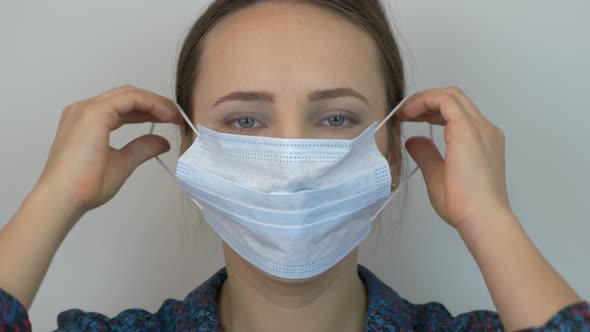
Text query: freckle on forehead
197 3 386 110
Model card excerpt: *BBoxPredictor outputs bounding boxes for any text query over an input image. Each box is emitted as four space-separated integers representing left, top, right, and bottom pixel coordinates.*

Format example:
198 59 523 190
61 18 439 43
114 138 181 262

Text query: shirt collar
358 264 415 330
186 265 410 330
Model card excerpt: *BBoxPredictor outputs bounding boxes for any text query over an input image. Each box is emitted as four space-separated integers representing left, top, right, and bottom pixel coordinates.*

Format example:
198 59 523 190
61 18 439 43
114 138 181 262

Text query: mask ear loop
371 96 435 220
149 103 199 178
149 103 204 210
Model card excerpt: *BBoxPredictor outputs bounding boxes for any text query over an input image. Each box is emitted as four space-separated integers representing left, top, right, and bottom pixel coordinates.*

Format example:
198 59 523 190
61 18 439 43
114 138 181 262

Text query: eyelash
318 111 360 128
225 111 361 130
225 113 266 130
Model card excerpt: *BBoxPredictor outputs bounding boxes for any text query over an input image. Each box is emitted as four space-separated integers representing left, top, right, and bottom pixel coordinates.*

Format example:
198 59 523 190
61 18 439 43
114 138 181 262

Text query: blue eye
232 117 260 129
321 115 351 127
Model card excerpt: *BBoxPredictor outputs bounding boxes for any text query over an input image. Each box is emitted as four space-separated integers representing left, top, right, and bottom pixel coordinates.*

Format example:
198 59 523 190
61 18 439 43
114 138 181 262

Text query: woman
0 0 588 331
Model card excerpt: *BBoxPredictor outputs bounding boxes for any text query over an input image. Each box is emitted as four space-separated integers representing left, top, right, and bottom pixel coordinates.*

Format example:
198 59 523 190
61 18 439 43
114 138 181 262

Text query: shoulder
359 265 590 331
0 288 32 331
358 265 503 331
56 268 227 331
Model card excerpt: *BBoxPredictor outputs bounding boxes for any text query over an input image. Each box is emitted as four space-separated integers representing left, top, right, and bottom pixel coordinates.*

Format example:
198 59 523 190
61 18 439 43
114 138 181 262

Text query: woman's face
191 3 395 171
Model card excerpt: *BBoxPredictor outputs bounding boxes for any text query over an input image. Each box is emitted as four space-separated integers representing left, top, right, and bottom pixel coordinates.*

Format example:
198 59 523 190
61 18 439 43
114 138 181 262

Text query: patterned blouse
1 265 588 331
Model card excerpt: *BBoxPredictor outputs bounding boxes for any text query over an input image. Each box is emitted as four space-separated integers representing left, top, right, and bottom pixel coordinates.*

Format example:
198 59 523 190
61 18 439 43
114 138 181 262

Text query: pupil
238 118 255 128
329 116 345 126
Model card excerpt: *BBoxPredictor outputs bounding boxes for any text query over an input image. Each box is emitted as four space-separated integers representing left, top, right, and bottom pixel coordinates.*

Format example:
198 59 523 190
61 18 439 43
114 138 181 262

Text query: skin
0 2 582 332
190 4 388 332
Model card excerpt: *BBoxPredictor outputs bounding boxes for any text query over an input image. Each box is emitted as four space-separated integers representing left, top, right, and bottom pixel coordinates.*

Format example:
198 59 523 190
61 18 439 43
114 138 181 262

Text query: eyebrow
212 88 369 107
308 88 369 106
212 90 274 107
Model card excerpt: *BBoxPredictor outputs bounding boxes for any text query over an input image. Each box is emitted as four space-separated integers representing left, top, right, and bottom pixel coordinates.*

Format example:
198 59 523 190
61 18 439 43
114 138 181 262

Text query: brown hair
175 0 405 169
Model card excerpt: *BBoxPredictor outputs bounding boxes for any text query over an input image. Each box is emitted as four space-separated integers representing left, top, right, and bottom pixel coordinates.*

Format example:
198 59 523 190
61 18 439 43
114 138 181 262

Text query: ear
179 128 194 154
386 121 403 185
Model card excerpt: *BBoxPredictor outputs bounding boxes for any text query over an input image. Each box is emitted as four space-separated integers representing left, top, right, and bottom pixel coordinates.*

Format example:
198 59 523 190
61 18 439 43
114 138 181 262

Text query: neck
218 244 367 332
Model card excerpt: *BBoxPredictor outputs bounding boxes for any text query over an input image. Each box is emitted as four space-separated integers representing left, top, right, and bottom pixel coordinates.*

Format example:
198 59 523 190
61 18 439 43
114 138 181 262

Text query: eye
326 115 347 127
319 113 358 127
230 117 262 129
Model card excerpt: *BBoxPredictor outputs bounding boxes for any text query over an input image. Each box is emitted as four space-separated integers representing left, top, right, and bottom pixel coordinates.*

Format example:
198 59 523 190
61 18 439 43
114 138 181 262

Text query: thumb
405 136 444 179
405 137 446 210
119 134 171 176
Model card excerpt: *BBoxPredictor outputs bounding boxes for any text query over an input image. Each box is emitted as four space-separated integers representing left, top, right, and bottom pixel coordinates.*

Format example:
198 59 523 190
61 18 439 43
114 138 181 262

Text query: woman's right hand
36 85 183 219
0 86 183 309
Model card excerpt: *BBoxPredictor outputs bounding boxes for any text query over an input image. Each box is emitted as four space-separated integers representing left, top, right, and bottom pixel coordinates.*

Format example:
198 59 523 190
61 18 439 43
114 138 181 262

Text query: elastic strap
151 98 435 216
149 101 197 179
371 96 435 220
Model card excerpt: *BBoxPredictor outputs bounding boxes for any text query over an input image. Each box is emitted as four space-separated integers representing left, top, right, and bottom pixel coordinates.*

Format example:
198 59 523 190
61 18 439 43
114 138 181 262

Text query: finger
395 111 447 126
119 87 180 117
433 88 499 136
405 136 447 217
94 85 178 112
397 89 470 124
112 111 185 130
118 134 171 176
405 136 444 179
412 87 483 119
94 88 182 130
441 87 485 119
94 85 137 101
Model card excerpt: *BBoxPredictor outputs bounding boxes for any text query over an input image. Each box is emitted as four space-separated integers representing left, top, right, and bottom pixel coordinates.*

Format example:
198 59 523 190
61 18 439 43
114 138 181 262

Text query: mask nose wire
370 96 435 221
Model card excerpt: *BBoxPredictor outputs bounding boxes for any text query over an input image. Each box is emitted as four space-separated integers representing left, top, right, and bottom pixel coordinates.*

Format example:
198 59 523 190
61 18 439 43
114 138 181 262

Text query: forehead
196 3 385 104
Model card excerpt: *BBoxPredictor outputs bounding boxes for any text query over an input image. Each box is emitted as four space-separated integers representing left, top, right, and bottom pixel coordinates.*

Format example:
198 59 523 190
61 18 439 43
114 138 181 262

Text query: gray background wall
0 1 588 330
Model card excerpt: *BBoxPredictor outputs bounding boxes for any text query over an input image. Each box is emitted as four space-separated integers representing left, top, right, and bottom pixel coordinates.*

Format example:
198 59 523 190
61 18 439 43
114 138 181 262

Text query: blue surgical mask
153 96 430 279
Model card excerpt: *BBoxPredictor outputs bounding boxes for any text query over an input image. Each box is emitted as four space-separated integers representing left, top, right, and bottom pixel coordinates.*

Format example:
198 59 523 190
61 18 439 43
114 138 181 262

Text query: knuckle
495 127 506 140
64 100 120 128
441 93 460 109
484 125 504 140
83 104 118 126
122 88 142 100
118 84 136 92
447 86 465 96
78 103 99 120
63 101 86 117
63 104 76 116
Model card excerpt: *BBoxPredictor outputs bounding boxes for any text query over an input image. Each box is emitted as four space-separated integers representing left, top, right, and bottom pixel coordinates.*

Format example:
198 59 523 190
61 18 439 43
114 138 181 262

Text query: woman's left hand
395 87 513 232
396 88 585 331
